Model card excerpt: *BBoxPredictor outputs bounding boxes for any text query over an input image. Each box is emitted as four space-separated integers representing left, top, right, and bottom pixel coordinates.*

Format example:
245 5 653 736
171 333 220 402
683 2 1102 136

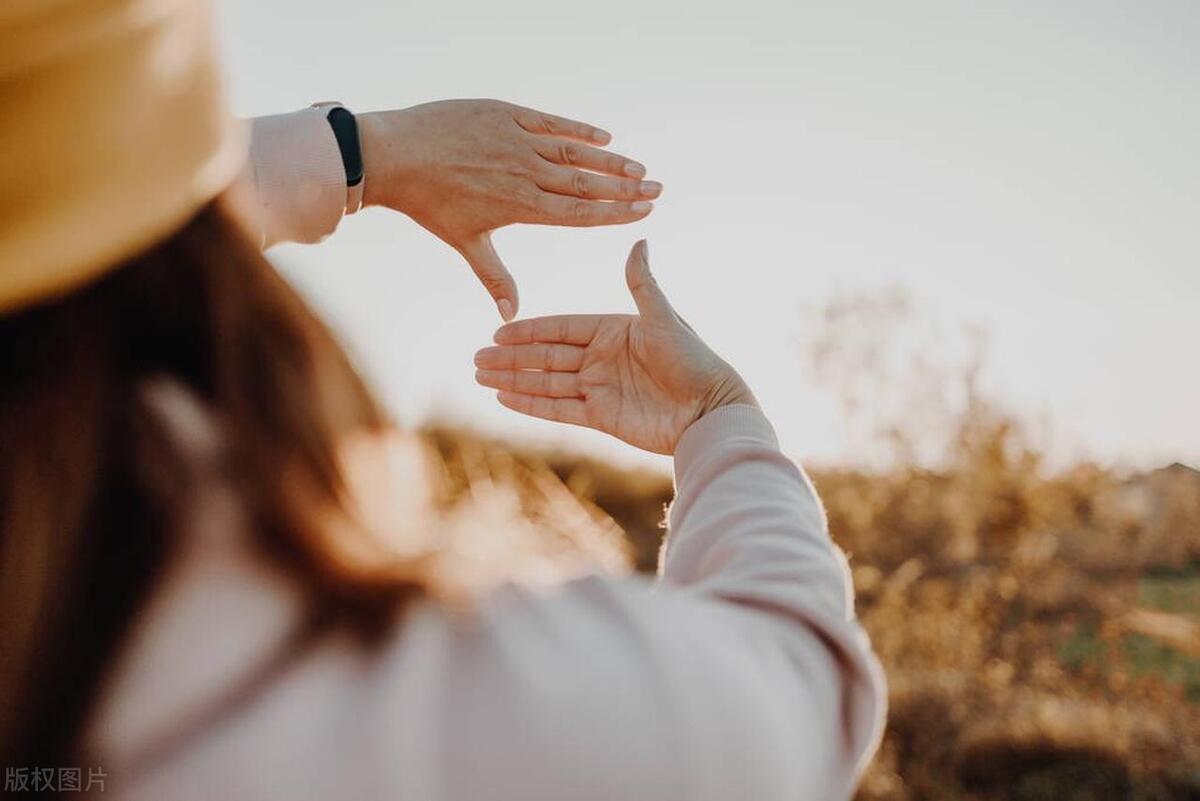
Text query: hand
473 241 756 455
358 100 661 321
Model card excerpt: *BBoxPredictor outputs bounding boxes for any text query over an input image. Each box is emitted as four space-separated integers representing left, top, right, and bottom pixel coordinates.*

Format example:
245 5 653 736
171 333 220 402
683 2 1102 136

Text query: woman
0 1 884 799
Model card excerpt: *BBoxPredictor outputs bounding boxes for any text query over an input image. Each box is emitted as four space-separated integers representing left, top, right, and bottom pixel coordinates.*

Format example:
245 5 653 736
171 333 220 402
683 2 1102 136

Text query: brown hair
0 201 420 772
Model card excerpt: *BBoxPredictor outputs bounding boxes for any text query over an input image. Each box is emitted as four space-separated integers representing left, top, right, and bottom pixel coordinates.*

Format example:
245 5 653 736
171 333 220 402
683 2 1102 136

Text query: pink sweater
85 110 887 801
239 107 353 248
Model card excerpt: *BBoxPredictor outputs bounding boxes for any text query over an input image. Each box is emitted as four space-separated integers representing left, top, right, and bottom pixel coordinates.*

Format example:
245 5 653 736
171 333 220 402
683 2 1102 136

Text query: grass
1058 625 1107 675
1140 569 1200 619
1123 633 1200 703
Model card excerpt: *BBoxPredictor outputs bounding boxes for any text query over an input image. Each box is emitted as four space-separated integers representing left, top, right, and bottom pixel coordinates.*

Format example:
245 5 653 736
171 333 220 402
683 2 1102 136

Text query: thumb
461 234 518 321
625 240 673 321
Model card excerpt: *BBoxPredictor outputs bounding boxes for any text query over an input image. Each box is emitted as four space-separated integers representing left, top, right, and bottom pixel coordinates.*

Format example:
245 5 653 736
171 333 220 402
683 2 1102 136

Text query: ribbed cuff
672 404 778 486
249 108 347 246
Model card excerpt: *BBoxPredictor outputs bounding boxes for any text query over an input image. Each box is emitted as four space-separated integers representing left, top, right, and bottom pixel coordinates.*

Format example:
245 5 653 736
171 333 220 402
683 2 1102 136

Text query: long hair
0 201 420 771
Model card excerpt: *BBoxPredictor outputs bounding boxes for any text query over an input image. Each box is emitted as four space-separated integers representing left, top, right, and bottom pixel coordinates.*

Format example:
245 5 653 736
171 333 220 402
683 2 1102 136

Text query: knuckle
571 200 592 221
540 114 558 135
571 171 592 198
620 179 639 198
557 143 579 165
479 273 509 294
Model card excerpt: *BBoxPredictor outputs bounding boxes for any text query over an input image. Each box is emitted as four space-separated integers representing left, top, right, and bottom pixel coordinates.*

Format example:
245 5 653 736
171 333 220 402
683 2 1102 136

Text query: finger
535 165 661 202
511 107 611 145
474 343 586 371
459 235 518 321
476 369 582 398
496 391 589 427
530 137 646 178
494 315 612 346
531 195 653 228
625 240 674 321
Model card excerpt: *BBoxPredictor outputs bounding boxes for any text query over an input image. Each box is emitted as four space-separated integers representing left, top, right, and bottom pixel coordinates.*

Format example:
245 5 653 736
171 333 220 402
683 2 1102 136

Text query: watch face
326 107 364 186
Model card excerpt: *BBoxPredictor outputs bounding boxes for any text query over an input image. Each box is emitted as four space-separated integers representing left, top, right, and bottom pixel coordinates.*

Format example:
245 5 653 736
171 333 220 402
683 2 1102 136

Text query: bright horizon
220 0 1199 473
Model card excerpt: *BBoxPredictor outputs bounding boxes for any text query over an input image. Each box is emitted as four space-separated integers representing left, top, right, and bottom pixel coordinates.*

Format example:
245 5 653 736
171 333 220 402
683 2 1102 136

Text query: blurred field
410 291 1198 799
420 415 1200 801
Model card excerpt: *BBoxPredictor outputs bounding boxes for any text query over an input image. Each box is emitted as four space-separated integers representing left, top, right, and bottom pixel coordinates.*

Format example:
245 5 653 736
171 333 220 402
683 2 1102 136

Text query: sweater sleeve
235 108 348 249
661 404 886 788
84 406 886 800
410 405 886 801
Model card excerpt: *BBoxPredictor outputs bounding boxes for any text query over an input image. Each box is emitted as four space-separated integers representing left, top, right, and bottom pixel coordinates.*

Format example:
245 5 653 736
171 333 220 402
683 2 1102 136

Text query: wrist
356 111 386 209
698 369 758 419
669 380 762 457
310 103 366 214
358 109 420 211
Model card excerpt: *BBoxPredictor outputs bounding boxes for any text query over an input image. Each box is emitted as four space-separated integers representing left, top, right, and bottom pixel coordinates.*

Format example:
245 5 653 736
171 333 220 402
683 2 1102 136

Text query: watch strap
311 102 364 215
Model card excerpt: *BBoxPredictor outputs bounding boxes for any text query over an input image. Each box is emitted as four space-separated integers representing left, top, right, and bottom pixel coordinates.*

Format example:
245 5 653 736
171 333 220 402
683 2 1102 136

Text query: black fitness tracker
311 102 365 214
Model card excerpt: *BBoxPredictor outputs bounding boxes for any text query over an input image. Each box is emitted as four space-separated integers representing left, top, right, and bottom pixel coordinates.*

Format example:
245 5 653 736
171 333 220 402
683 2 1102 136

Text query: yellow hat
0 0 247 313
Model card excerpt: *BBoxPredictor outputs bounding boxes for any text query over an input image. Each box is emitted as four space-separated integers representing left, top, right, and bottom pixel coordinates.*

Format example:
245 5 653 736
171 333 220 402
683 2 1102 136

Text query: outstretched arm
232 100 662 319
470 243 886 797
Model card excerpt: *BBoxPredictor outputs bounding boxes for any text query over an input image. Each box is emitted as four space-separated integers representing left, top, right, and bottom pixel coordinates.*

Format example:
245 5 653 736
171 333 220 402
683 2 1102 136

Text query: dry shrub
807 291 1200 798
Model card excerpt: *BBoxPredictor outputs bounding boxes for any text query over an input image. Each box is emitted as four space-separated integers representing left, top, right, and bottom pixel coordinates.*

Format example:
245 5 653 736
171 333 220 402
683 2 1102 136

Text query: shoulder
112 574 849 801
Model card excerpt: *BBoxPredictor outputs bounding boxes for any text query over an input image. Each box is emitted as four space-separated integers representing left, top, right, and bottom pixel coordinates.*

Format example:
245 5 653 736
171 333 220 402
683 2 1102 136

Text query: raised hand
473 241 756 455
358 100 661 321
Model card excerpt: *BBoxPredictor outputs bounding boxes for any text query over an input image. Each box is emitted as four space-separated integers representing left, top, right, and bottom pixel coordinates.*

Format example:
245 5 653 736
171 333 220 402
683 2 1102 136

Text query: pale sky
220 0 1199 472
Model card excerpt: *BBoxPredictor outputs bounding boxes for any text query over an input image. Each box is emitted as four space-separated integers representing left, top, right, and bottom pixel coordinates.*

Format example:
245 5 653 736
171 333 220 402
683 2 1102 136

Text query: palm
572 316 710 453
475 242 752 455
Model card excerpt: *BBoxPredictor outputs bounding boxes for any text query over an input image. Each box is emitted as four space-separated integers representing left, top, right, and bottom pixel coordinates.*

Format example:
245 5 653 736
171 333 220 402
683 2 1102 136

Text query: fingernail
497 299 514 321
640 239 650 264
624 162 646 178
639 181 662 197
593 129 612 145
631 201 653 214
